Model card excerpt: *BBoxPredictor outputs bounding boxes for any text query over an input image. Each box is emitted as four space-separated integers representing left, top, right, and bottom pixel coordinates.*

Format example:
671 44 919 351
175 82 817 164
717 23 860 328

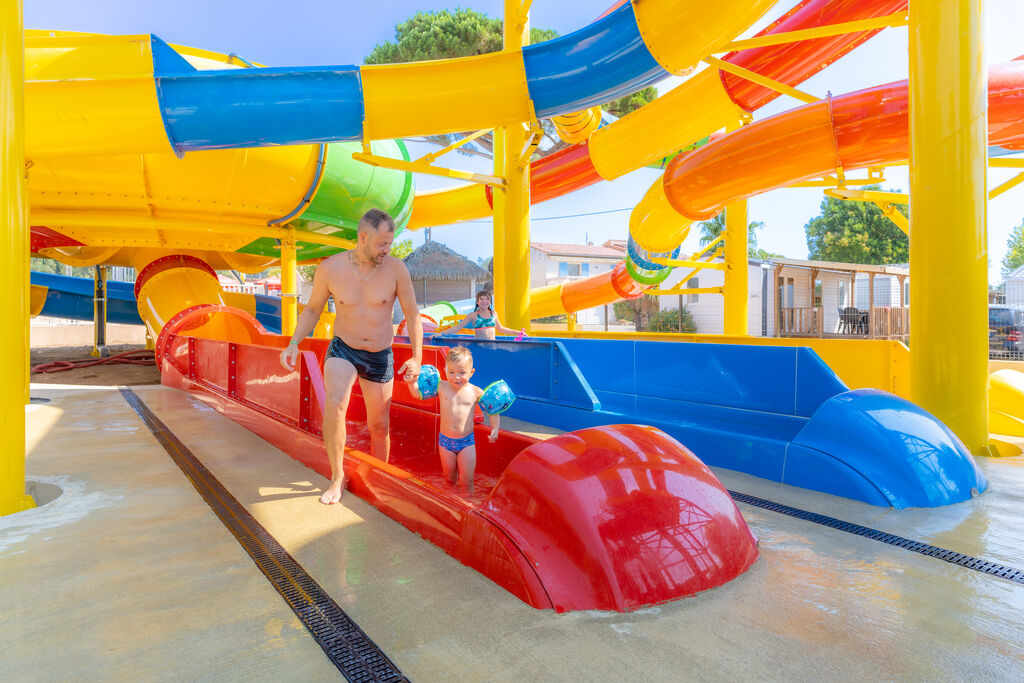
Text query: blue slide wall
421 335 987 509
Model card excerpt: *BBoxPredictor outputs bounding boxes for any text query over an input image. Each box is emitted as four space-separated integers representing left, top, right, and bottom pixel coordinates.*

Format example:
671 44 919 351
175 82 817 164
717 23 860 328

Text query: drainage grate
728 489 1024 586
120 388 408 682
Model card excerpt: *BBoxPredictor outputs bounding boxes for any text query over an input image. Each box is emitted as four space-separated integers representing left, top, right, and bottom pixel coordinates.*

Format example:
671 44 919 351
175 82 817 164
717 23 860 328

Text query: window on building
904 280 910 306
687 277 700 303
814 279 822 307
559 262 584 277
839 282 846 307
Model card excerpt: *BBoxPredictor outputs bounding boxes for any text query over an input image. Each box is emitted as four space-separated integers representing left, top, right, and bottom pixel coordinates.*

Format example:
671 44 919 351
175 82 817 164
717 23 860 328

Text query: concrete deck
5 383 1024 681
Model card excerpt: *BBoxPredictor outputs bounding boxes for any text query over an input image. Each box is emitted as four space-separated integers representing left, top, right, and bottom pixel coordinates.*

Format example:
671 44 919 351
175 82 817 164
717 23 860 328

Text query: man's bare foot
319 480 345 505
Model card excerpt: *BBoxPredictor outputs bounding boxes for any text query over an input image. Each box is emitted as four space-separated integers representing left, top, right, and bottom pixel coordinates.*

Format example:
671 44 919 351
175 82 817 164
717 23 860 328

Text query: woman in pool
439 290 523 340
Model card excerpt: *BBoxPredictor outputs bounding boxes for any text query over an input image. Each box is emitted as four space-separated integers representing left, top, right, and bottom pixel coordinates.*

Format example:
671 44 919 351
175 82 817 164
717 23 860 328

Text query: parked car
989 305 1024 358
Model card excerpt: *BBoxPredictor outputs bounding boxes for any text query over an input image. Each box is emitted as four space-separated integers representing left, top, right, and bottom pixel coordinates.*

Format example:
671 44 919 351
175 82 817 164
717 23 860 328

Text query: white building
655 258 774 336
655 256 909 339
1006 265 1024 306
530 241 626 325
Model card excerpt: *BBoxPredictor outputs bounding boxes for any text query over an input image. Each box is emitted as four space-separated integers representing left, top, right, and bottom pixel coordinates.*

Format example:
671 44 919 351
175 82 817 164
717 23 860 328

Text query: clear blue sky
26 0 1024 282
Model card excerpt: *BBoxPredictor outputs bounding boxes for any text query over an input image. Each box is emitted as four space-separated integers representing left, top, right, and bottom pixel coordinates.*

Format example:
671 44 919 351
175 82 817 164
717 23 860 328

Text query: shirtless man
280 208 422 504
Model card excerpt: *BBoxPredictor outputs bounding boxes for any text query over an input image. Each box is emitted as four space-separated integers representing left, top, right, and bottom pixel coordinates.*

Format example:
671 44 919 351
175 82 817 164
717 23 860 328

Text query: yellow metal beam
419 128 493 164
875 202 909 234
351 152 506 188
989 170 1024 200
690 234 724 260
648 286 725 296
716 12 908 52
704 56 819 105
988 158 1024 168
651 257 727 270
825 188 909 234
826 188 909 205
792 173 886 188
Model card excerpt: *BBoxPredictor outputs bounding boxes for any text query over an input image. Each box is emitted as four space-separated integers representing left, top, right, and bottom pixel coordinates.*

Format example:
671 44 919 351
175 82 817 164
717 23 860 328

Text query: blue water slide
31 272 285 333
152 37 364 153
445 337 986 508
252 294 283 334
31 272 143 325
522 3 667 117
148 2 668 150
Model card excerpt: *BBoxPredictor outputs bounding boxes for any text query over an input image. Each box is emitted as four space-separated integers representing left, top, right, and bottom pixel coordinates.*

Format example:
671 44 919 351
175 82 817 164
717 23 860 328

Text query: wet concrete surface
7 383 1024 681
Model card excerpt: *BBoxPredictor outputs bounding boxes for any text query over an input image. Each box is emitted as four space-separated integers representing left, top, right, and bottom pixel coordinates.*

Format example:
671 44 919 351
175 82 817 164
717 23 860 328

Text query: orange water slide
663 61 1024 223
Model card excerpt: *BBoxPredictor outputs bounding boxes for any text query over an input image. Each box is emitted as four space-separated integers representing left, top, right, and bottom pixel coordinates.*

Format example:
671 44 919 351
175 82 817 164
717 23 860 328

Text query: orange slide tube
662 61 1024 221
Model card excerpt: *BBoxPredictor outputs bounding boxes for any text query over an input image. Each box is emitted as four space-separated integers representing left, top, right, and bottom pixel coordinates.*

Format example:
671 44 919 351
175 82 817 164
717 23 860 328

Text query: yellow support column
723 199 749 336
492 128 507 319
280 238 298 337
723 119 749 336
1 0 33 516
498 0 532 330
909 0 990 454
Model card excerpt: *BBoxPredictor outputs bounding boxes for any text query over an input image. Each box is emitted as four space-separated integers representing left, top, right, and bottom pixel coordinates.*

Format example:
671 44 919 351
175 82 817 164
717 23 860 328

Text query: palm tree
697 213 765 255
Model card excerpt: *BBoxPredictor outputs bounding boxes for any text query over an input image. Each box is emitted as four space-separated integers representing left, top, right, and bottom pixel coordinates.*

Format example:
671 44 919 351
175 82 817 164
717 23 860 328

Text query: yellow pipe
552 106 602 144
24 34 174 158
632 0 776 75
909 0 991 455
361 50 534 140
280 239 297 337
590 69 746 181
1 0 33 516
407 184 491 230
527 282 565 320
989 370 1024 438
130 252 226 341
629 178 693 253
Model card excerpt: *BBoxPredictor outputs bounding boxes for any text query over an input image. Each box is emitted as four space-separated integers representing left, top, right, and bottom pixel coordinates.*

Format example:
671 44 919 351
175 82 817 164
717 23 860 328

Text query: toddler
436 346 499 492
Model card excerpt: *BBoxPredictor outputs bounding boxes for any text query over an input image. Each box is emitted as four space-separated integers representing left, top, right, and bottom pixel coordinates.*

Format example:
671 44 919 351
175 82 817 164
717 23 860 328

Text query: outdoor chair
840 307 862 334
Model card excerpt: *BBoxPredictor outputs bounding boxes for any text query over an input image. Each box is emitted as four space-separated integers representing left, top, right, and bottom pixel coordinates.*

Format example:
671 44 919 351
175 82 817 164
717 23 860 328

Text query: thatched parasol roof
403 241 490 281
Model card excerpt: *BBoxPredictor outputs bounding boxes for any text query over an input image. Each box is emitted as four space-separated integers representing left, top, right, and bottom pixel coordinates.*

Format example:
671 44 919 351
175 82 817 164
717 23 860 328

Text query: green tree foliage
613 294 661 332
646 306 697 333
30 257 94 278
389 238 414 260
697 212 766 257
804 185 909 264
1001 218 1024 277
365 9 557 64
603 87 657 118
532 313 567 324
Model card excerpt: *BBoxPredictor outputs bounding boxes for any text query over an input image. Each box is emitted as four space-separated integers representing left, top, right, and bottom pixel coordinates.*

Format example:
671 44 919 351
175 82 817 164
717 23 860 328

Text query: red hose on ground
32 349 156 374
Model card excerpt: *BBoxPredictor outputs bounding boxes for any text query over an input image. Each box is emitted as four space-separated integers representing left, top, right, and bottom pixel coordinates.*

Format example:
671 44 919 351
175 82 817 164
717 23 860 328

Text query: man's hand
280 343 299 371
488 427 499 443
397 357 421 383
